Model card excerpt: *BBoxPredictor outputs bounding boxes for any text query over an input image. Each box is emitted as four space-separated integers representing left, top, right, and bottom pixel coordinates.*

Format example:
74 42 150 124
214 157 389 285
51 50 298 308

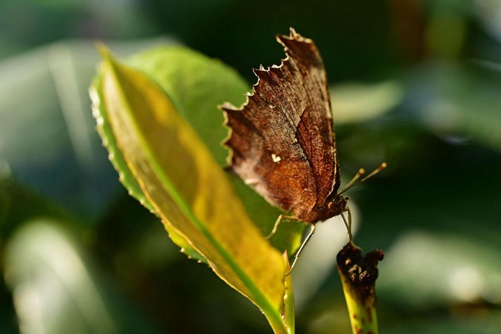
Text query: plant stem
337 242 384 334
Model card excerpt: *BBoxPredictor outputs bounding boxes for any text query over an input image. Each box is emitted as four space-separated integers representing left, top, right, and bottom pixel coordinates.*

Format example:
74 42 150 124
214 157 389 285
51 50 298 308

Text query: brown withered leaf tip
337 243 384 303
221 28 347 224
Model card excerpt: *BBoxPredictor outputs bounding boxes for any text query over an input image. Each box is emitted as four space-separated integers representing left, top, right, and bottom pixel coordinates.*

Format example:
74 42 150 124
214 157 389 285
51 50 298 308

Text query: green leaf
126 46 305 255
92 71 203 261
92 48 292 333
282 253 295 333
127 46 247 165
329 80 402 124
5 218 158 333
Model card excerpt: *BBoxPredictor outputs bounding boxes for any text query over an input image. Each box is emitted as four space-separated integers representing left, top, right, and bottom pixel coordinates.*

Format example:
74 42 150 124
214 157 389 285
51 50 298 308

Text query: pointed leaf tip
93 52 290 332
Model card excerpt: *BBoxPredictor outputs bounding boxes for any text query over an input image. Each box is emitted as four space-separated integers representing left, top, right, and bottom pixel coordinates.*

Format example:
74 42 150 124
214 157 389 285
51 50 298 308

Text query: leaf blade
94 48 290 332
128 46 306 256
91 69 204 262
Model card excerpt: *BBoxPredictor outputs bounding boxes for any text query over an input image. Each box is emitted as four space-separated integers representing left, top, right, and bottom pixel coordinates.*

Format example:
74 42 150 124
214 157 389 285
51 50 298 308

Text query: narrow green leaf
282 253 295 333
93 48 291 333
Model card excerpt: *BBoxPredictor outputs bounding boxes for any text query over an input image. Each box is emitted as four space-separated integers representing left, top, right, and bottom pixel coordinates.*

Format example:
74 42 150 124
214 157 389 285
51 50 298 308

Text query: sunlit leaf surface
92 49 291 333
127 47 305 252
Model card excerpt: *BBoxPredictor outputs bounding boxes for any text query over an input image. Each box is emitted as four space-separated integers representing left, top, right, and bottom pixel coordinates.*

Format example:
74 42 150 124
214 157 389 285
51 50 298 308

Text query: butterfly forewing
222 28 341 223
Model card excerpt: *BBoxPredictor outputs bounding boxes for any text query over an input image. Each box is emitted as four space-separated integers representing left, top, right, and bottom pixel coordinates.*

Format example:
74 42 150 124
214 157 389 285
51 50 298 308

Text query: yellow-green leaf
126 47 305 253
282 253 295 333
91 70 203 262
93 48 291 333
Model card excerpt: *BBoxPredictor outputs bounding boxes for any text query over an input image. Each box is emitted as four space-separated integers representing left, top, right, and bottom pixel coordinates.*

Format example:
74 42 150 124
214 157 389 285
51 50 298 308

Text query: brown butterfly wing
222 28 341 223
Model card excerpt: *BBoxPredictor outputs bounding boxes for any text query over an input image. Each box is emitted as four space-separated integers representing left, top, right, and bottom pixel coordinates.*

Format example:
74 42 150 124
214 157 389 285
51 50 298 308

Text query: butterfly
221 28 385 271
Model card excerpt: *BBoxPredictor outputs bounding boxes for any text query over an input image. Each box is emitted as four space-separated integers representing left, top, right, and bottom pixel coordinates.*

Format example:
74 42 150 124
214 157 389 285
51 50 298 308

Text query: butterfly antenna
361 162 387 183
338 168 365 195
338 162 387 195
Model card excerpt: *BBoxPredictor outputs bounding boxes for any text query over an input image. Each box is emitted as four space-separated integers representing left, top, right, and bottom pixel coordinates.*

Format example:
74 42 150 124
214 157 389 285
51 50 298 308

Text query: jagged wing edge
219 27 313 169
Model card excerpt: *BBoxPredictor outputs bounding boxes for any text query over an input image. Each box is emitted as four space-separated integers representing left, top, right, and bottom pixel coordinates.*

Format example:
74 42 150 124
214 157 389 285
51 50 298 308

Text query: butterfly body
222 28 346 225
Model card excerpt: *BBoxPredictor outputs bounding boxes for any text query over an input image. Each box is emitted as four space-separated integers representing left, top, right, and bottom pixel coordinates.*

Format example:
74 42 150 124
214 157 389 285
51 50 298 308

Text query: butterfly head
327 194 349 217
306 194 348 224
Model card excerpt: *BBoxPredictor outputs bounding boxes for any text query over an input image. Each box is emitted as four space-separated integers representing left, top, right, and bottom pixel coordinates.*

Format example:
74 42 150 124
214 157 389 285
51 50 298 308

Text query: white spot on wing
271 153 281 163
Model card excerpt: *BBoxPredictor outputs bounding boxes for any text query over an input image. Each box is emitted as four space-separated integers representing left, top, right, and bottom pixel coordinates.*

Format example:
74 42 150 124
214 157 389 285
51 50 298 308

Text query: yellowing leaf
93 48 291 333
127 47 247 165
91 70 204 262
127 47 306 256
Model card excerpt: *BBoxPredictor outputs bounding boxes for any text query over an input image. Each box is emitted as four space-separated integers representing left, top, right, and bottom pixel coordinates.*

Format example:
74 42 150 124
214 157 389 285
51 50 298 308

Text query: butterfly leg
340 206 353 242
286 224 316 275
265 214 294 239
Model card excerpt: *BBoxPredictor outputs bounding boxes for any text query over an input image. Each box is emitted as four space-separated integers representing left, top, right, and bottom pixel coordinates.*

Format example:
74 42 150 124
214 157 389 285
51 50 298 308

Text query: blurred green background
1 0 501 333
